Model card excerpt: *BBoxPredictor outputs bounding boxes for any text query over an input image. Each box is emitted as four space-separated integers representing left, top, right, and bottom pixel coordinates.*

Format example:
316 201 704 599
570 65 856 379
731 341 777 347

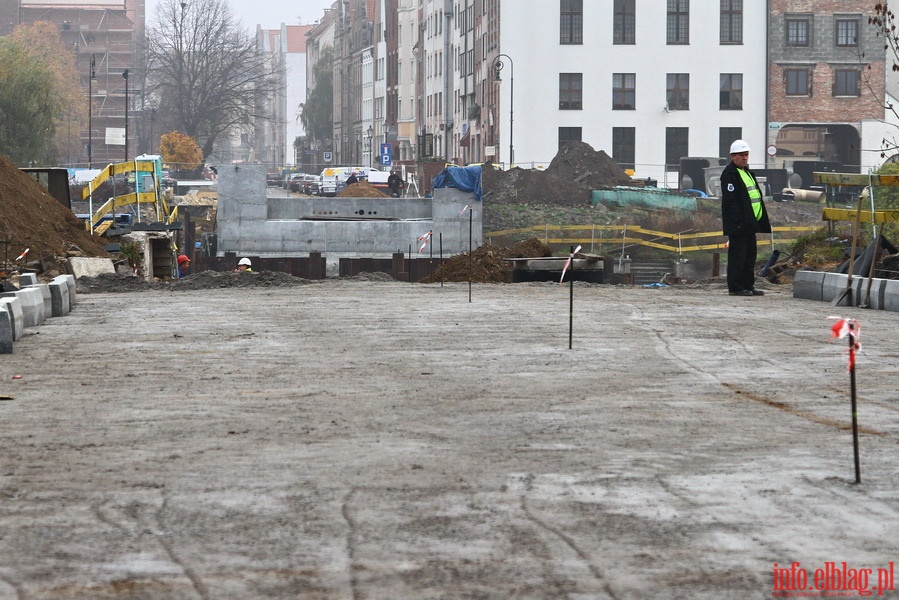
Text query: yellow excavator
80 155 178 235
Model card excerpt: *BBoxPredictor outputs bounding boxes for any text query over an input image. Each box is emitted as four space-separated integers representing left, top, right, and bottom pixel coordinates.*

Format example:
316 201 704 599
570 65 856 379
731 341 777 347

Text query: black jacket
720 161 771 236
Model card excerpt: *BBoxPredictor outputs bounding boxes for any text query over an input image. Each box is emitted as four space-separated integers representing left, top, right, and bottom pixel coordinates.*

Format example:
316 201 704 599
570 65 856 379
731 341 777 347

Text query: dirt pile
338 181 388 198
0 155 109 271
421 238 552 283
481 142 632 208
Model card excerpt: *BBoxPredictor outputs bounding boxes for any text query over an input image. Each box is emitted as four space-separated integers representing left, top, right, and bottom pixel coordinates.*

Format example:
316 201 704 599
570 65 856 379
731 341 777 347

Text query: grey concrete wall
216 164 482 266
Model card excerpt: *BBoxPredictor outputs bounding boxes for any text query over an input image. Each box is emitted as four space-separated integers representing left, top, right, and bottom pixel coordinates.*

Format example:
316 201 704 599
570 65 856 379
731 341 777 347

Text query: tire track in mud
341 488 363 600
91 492 210 600
618 301 888 437
520 495 619 599
155 492 210 600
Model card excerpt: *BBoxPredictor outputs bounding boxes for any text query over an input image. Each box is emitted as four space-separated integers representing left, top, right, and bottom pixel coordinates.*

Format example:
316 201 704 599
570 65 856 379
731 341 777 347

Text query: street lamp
122 69 130 161
88 53 96 168
367 125 373 168
493 53 514 167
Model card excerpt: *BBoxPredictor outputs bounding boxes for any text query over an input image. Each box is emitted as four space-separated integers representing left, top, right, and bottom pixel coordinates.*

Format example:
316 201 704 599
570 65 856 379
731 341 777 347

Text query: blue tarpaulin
432 165 482 200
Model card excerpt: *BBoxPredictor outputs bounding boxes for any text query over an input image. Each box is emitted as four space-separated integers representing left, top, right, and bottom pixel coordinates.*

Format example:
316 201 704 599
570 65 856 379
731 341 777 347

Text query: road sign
380 143 392 166
323 151 333 163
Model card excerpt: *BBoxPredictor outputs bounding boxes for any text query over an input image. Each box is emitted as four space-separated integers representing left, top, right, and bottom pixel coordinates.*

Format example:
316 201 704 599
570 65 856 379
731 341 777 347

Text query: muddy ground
1 280 898 599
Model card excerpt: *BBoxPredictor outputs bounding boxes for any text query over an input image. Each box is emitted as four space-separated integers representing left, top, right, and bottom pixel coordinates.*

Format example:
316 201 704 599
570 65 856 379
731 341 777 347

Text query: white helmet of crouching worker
238 257 252 267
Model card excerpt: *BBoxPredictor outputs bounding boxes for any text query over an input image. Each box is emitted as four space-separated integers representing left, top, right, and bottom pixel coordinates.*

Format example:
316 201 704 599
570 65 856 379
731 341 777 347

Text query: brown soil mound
338 181 388 198
0 154 109 270
421 238 552 283
481 141 632 207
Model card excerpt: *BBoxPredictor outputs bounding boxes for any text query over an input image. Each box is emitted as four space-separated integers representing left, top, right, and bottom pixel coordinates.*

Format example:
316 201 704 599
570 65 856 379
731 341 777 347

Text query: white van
319 166 368 196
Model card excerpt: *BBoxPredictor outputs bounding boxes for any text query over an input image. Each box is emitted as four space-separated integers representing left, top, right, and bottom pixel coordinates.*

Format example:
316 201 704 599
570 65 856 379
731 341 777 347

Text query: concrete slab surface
1 280 897 599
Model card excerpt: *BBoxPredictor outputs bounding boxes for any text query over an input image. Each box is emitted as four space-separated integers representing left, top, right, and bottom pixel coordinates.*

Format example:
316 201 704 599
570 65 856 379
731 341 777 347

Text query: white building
495 1 768 185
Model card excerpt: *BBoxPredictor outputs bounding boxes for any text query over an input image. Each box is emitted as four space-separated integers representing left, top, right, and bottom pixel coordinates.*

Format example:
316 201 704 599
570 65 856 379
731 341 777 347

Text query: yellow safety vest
738 168 763 220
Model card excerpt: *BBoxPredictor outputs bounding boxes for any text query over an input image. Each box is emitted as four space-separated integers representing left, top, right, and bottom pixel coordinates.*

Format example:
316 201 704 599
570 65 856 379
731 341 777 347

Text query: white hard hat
238 257 252 266
729 139 751 154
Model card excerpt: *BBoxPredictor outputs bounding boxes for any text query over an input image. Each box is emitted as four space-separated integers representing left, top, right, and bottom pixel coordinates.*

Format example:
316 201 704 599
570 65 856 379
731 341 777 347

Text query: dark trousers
726 233 757 293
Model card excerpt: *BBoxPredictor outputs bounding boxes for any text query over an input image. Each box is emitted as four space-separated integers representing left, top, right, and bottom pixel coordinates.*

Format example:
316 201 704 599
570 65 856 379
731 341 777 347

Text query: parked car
301 174 321 196
266 172 281 187
288 173 306 193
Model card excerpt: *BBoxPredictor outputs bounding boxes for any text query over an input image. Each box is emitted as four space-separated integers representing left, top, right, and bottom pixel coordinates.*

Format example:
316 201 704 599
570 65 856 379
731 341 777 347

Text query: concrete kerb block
18 272 38 286
0 297 24 341
2 287 44 327
29 283 51 321
883 280 899 313
792 270 825 302
0 308 11 353
48 280 70 317
857 278 886 310
56 274 76 307
822 272 851 306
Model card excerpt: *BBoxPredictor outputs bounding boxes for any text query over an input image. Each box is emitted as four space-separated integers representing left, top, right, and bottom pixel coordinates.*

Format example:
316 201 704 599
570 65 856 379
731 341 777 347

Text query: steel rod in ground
849 334 861 484
468 204 474 302
569 267 574 350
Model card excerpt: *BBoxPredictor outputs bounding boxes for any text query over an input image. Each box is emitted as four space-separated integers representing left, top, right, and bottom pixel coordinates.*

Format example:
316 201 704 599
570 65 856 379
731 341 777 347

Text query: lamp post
367 126 373 168
122 69 130 160
493 53 514 167
87 54 96 167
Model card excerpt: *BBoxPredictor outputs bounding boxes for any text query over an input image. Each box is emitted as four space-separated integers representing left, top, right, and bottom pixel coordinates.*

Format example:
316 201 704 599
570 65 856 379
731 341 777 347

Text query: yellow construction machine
80 155 178 235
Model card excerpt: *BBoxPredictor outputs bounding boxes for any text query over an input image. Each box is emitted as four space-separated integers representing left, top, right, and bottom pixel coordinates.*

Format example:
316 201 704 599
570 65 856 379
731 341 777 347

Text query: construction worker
720 139 771 296
235 257 253 272
387 170 404 197
177 254 190 278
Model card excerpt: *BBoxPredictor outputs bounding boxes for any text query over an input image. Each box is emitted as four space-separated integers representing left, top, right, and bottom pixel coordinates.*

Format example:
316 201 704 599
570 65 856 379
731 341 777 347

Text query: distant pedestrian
387 170 404 197
346 172 359 185
177 254 191 278
720 140 771 296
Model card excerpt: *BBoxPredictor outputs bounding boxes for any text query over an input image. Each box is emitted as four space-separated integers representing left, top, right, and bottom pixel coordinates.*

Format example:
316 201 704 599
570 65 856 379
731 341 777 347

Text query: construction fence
485 224 821 256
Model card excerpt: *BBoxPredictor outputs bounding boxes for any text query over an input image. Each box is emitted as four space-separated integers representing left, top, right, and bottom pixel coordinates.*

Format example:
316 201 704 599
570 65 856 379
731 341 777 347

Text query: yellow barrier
485 224 820 254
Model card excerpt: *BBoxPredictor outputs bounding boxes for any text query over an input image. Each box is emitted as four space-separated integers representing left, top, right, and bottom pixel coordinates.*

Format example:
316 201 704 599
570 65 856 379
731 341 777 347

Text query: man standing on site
720 139 771 296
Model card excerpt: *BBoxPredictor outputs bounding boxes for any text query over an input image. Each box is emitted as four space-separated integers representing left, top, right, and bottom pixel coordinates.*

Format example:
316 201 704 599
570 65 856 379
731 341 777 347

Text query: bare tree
146 0 277 161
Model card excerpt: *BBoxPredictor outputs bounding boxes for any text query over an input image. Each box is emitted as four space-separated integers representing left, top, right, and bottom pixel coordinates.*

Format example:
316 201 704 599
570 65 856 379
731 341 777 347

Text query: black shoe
729 290 753 296
750 289 765 296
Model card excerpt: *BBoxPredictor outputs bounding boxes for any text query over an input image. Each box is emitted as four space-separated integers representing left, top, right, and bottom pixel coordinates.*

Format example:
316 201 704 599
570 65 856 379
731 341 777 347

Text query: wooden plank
822 208 899 223
813 172 899 187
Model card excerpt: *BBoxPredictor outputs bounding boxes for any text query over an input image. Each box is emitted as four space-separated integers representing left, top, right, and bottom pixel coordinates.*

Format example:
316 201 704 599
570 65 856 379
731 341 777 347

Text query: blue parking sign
380 143 392 165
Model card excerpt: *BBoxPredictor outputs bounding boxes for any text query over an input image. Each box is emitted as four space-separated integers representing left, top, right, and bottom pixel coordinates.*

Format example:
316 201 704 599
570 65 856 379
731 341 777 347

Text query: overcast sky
146 0 334 30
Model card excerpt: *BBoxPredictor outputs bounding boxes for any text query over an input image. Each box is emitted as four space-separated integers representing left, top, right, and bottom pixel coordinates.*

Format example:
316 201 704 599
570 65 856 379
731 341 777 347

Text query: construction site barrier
485 224 820 255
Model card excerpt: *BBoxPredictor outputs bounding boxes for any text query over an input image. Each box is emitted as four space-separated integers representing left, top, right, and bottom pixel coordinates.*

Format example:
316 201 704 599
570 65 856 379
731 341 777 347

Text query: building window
666 73 690 110
666 127 689 171
719 127 742 157
561 0 583 45
785 69 810 96
559 73 583 110
613 0 635 45
612 127 635 170
559 127 582 151
667 0 689 45
613 73 636 110
720 0 742 44
719 73 743 110
833 69 860 96
786 17 810 47
836 18 859 47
